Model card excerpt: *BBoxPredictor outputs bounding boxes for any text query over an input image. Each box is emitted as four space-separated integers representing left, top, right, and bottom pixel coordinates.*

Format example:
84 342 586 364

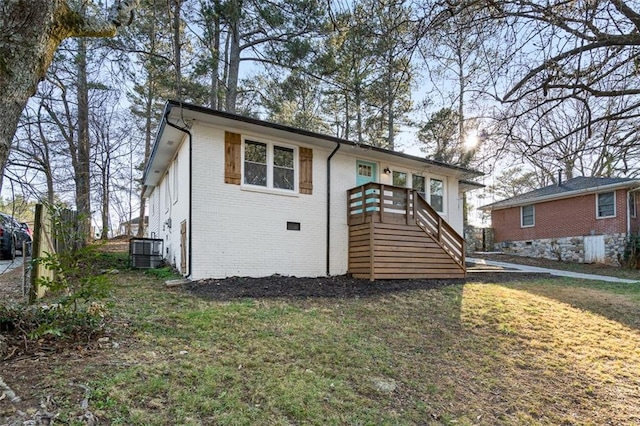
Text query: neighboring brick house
141 100 482 280
480 177 640 265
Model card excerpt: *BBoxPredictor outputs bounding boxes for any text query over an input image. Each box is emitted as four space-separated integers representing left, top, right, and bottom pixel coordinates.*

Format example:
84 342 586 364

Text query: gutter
482 181 640 211
142 102 172 186
161 100 482 178
326 142 341 276
164 112 193 279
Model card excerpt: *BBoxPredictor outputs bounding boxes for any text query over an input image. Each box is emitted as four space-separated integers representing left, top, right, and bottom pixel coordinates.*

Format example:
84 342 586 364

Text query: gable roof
143 100 483 191
480 176 640 211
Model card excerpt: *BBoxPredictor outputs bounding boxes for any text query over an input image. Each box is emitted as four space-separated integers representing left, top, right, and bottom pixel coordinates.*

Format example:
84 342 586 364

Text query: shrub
622 233 640 269
0 301 107 344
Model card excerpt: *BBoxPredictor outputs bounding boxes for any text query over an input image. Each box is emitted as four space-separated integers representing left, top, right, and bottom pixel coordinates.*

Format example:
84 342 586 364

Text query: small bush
94 251 131 271
4 204 113 355
145 265 181 280
35 243 112 311
0 302 107 345
622 233 640 269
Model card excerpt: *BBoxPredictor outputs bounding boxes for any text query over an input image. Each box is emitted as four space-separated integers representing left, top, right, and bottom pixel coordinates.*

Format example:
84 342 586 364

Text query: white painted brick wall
154 122 463 279
189 125 350 279
146 187 160 238
146 134 190 271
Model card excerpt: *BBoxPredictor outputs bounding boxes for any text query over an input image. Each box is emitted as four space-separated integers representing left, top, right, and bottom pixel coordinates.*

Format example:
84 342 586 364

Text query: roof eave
149 100 483 179
480 180 640 211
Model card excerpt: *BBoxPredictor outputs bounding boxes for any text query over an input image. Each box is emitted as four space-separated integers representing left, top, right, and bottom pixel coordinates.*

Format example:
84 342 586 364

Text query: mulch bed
184 272 552 301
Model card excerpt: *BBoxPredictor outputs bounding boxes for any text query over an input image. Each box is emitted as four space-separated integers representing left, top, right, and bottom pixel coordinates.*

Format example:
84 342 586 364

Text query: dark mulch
184 272 553 301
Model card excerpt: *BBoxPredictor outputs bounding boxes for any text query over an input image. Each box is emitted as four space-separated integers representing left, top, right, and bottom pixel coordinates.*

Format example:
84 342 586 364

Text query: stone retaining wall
499 233 627 266
464 226 495 253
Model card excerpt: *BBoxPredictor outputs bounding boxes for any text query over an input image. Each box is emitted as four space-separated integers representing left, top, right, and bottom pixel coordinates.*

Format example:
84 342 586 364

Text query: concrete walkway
467 257 640 284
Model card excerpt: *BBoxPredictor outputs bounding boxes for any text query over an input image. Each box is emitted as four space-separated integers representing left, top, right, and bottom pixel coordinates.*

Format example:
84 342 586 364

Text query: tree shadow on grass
500 279 640 330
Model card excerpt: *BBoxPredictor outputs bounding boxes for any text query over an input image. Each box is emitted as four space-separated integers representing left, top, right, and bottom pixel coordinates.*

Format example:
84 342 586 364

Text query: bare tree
0 0 140 194
477 0 640 150
500 94 640 181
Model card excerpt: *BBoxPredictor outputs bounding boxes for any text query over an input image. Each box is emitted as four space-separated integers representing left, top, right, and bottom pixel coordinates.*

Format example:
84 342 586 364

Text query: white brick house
142 101 482 280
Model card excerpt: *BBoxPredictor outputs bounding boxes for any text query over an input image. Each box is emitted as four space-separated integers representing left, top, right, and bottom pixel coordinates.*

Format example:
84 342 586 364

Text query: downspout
626 187 640 235
165 113 193 279
326 143 341 276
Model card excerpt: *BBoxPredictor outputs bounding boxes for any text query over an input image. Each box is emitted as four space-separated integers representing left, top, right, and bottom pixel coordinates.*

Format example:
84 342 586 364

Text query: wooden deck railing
347 183 465 268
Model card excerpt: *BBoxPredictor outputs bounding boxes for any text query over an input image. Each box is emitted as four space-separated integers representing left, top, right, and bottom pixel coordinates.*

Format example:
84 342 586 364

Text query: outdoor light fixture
383 167 391 174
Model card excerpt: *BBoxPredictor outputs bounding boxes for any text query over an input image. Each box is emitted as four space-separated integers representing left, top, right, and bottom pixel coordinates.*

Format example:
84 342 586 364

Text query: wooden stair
347 183 466 280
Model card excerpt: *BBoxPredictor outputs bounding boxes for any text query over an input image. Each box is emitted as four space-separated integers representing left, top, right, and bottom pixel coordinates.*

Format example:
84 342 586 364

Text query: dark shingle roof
481 176 640 210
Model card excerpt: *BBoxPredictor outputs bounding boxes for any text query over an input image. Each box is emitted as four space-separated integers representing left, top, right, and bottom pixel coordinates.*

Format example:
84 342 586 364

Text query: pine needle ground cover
2 270 639 425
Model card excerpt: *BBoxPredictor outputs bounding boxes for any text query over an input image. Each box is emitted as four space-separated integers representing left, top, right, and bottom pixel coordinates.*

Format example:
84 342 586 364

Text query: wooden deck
347 183 466 280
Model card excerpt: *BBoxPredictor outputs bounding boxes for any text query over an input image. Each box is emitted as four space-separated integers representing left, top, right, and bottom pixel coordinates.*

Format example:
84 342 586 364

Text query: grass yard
2 264 640 425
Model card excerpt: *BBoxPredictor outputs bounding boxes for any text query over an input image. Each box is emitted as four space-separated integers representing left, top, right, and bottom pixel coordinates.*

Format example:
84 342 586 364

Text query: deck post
405 188 411 225
380 184 385 223
360 185 366 224
369 219 375 281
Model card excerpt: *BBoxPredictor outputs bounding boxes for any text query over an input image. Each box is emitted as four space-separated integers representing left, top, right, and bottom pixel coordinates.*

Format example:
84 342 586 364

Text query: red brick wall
492 189 631 242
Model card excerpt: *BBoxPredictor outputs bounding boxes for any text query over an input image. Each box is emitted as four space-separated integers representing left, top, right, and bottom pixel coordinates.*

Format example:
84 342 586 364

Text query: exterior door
180 220 187 274
355 160 378 213
356 160 377 186
584 235 605 263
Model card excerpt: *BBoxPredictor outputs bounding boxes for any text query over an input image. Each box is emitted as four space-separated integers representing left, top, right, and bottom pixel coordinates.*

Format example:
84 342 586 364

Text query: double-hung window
412 175 426 199
521 205 534 227
172 157 179 204
597 191 615 218
244 139 295 191
392 171 407 187
430 178 444 213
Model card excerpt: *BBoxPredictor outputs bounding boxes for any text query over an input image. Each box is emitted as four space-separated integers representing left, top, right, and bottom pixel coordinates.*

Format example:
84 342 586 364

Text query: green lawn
4 270 640 425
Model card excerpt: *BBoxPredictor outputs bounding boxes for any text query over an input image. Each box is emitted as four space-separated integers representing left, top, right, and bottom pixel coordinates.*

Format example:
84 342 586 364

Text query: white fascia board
482 181 640 211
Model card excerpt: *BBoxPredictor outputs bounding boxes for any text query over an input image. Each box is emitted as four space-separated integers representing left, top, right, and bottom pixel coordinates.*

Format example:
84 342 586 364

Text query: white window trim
172 157 179 205
392 170 408 187
521 205 535 228
412 173 427 199
429 177 446 214
387 170 446 214
596 191 616 219
164 178 170 214
241 137 298 193
630 192 637 218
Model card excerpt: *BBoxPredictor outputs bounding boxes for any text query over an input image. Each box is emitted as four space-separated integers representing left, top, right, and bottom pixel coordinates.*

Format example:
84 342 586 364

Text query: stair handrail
413 191 465 268
347 183 465 268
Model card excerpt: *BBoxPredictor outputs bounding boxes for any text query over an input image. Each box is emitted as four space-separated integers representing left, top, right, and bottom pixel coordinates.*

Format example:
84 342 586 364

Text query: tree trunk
0 0 138 194
457 45 465 153
226 20 240 113
225 0 243 113
387 51 395 150
76 37 92 242
171 0 182 98
212 9 221 109
0 1 70 193
136 83 155 237
101 155 110 239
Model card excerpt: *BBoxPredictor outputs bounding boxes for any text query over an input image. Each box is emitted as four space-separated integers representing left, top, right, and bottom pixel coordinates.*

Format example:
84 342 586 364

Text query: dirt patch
96 237 130 253
0 264 26 305
184 272 553 301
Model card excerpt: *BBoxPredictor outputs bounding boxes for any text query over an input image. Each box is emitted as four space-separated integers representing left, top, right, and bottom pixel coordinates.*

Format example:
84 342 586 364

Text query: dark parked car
0 213 32 259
